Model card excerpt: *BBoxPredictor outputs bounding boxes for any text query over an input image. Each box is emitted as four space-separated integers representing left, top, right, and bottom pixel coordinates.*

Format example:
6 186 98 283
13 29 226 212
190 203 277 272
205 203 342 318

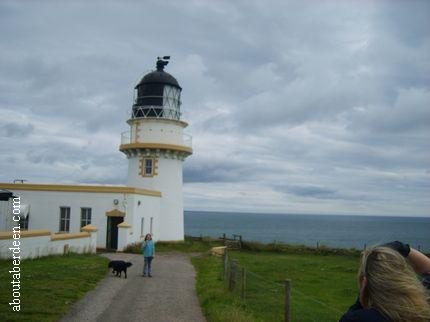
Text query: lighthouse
119 57 192 241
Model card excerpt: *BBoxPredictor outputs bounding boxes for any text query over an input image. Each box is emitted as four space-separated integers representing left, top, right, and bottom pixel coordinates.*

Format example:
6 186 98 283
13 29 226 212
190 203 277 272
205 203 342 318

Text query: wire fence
222 249 343 322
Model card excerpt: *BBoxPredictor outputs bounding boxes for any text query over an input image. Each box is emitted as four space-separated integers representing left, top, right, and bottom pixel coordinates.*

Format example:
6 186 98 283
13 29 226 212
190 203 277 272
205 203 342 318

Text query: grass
0 253 109 322
124 236 361 321
192 248 360 322
123 235 224 253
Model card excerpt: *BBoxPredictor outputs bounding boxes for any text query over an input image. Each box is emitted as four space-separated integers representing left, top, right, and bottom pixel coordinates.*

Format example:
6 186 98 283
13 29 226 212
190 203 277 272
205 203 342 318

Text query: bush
241 240 362 257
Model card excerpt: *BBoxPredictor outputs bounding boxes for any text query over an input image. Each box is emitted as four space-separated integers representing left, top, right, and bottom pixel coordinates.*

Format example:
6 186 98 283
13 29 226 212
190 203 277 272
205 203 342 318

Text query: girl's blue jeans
143 256 153 276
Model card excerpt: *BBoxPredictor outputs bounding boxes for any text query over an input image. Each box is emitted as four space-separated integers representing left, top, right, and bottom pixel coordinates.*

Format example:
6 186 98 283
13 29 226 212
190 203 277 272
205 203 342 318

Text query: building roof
135 69 181 89
0 189 15 201
0 183 161 197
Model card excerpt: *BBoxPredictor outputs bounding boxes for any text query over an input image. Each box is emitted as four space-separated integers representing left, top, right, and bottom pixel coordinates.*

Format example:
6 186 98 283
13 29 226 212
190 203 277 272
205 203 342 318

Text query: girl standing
141 233 155 277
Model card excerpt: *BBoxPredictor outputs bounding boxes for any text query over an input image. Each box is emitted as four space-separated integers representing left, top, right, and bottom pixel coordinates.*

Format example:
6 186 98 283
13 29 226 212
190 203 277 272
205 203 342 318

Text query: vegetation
189 238 361 322
123 235 224 253
241 240 362 257
0 254 109 322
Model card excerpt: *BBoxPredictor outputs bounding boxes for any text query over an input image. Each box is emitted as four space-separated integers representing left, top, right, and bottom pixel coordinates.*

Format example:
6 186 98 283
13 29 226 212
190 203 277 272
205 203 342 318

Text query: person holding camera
141 233 155 277
340 241 430 321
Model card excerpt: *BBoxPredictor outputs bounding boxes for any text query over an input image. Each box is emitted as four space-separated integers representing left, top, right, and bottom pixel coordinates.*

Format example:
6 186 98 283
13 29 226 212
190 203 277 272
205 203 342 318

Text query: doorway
106 216 123 250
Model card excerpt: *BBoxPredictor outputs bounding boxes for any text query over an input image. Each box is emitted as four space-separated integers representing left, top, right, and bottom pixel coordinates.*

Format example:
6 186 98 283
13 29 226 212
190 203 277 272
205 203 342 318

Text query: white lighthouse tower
119 57 192 241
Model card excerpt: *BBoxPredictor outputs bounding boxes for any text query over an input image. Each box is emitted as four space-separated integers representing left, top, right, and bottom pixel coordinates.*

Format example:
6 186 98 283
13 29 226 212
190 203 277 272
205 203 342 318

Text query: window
140 217 144 236
144 158 153 176
150 217 153 234
140 157 157 177
80 208 92 227
19 215 29 230
59 207 71 232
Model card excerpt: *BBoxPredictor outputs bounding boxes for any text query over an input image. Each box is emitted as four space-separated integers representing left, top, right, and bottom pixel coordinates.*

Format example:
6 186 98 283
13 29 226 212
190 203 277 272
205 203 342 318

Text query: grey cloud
0 122 34 138
0 1 429 215
276 184 337 198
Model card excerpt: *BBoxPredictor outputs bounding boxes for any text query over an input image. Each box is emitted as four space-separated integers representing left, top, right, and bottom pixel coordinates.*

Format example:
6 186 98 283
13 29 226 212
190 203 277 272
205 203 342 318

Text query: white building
0 57 192 251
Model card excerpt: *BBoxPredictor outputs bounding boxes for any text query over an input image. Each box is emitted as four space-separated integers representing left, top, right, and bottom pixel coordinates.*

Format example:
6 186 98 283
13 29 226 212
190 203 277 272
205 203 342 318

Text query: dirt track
58 252 205 322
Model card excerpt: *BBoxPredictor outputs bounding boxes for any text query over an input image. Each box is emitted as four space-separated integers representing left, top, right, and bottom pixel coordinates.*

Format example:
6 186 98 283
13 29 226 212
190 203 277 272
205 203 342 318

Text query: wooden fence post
224 249 229 281
285 279 291 322
241 267 246 299
229 261 237 292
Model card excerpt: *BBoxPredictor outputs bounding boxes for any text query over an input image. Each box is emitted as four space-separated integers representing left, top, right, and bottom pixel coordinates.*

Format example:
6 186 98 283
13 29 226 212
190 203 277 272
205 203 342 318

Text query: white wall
0 199 12 231
130 119 185 145
0 231 97 259
126 120 186 241
123 193 160 244
1 189 160 248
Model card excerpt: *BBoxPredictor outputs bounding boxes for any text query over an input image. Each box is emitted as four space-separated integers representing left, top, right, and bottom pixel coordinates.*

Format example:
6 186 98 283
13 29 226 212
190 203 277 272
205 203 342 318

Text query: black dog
108 260 133 279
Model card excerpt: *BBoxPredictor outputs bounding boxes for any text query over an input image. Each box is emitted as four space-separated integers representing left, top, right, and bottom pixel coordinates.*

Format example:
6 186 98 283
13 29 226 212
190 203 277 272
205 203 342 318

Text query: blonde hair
358 246 430 321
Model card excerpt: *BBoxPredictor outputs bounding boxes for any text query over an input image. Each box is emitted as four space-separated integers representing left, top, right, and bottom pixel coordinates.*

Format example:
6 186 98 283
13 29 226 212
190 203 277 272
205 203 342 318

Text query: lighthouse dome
132 57 182 120
136 70 181 89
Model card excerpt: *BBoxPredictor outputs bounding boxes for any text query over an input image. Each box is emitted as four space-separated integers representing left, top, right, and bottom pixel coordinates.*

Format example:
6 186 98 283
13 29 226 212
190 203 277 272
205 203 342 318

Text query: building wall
0 189 160 248
0 231 97 259
0 199 12 232
129 118 186 146
126 193 161 242
126 119 187 241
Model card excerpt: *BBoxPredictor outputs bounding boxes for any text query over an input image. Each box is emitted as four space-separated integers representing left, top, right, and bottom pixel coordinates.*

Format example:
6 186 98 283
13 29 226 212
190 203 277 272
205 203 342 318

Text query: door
106 217 123 250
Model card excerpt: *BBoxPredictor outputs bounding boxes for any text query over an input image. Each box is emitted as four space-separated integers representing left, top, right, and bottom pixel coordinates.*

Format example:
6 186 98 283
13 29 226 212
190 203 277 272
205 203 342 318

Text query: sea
184 211 430 252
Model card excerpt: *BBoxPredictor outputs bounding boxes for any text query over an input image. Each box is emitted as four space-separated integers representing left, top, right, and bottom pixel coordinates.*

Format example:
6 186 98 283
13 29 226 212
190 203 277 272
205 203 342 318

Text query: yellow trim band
51 232 90 241
117 222 131 228
0 183 161 197
127 117 189 128
0 230 51 240
119 143 193 154
81 224 98 232
106 209 126 217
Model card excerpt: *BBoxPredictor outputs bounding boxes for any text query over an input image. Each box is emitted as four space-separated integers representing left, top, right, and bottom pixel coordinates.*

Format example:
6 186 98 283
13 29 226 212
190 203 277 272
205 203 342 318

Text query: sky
0 0 429 216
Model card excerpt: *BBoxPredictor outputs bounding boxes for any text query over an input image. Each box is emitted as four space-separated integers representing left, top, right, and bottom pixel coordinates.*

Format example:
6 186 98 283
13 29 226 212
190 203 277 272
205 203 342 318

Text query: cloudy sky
0 1 429 216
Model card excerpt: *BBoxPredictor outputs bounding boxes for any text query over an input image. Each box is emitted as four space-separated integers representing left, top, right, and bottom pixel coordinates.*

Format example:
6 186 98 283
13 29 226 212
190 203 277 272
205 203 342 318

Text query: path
59 252 206 322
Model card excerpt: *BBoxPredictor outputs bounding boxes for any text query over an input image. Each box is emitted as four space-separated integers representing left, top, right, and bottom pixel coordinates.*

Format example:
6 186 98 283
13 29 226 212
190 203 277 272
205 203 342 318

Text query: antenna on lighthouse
156 56 170 71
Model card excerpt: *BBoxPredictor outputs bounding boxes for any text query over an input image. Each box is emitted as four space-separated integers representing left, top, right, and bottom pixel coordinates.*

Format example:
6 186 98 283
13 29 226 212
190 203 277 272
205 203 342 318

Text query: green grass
123 235 224 254
193 250 359 322
0 254 109 322
192 254 257 322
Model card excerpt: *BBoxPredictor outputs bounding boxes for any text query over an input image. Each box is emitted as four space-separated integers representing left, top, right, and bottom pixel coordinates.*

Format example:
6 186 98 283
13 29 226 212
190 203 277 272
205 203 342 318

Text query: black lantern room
132 57 182 120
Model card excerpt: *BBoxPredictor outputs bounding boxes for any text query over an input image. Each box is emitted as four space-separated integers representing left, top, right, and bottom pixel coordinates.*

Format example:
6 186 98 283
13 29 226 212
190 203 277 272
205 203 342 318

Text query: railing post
224 249 229 281
229 261 237 292
241 267 246 299
285 279 291 322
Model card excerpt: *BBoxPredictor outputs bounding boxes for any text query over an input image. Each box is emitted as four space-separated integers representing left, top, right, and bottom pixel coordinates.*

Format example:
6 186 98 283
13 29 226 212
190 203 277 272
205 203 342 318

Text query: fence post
229 261 237 292
224 249 229 281
363 243 367 251
285 279 291 322
316 241 319 249
418 245 421 252
241 267 246 299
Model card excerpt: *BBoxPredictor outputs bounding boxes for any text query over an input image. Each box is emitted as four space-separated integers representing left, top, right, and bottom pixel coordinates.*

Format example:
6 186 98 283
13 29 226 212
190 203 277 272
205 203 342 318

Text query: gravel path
58 252 206 322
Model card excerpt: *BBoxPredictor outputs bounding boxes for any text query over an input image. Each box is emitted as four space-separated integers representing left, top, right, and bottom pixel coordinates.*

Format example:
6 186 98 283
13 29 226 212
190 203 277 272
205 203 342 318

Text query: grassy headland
193 250 359 322
127 236 361 321
124 236 224 253
0 254 109 322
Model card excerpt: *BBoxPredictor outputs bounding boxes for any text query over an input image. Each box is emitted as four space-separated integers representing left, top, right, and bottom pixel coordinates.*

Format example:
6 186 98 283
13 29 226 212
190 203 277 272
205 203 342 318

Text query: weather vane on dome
156 56 170 71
